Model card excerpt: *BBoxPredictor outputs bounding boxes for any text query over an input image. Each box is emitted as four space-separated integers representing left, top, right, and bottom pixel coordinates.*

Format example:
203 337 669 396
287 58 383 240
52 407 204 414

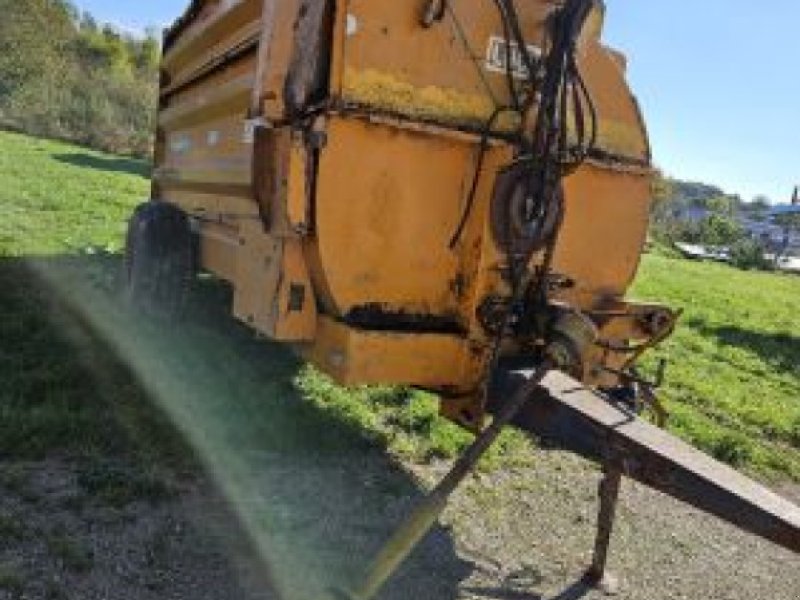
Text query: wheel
124 201 195 319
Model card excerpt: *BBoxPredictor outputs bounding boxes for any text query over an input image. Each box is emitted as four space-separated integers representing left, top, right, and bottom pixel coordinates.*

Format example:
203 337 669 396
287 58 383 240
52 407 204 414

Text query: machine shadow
462 575 595 600
1 253 475 599
52 152 151 178
686 318 800 376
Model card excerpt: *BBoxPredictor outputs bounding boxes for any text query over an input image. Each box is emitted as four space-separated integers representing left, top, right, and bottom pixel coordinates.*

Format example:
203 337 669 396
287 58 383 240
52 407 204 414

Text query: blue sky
72 0 799 203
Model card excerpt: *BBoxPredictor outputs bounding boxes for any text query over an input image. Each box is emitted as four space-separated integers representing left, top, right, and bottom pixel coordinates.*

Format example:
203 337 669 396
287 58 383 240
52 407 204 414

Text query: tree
751 195 771 210
730 238 772 271
0 0 74 101
707 195 737 217
0 0 160 156
649 172 688 242
700 214 743 247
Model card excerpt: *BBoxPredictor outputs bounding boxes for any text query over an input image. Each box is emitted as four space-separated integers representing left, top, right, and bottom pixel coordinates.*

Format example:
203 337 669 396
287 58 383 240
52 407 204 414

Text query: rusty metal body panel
155 0 661 401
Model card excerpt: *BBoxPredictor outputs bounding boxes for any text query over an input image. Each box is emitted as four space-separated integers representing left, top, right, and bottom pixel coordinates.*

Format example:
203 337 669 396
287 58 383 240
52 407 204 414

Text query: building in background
763 186 800 255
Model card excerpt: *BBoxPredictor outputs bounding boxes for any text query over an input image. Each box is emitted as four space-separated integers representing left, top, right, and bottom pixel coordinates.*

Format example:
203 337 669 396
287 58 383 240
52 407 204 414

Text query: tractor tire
125 201 195 319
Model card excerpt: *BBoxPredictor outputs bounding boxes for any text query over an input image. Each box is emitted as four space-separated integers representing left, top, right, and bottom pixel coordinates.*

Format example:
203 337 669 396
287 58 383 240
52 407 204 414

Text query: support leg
584 463 623 595
339 368 551 600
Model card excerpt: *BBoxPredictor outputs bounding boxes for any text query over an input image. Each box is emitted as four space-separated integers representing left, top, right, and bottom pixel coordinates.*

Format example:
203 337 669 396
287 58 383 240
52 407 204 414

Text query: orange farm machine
123 0 800 597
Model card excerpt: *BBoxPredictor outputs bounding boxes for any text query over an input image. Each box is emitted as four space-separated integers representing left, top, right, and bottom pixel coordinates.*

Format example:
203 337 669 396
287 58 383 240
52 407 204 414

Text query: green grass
0 254 195 469
295 366 534 468
0 129 798 481
632 256 800 479
0 564 24 597
45 530 93 573
0 130 148 257
0 514 25 544
0 132 195 470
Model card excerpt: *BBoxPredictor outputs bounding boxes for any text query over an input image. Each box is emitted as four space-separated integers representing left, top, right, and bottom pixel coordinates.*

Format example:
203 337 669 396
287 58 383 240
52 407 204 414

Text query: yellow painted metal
336 0 648 161
274 239 318 341
155 0 667 419
303 316 475 390
286 134 311 233
310 116 509 319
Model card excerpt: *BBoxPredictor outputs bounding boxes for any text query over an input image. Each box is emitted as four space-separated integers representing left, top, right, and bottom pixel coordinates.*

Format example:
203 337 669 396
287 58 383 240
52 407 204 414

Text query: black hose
483 0 598 351
449 107 514 249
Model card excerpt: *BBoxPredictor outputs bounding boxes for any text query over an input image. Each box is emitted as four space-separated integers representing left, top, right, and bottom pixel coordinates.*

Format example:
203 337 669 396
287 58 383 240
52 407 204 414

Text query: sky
72 0 799 204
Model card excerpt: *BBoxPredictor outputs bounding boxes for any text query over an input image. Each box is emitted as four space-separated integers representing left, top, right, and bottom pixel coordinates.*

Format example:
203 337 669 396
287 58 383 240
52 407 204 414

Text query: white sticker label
485 36 542 80
169 134 192 154
346 14 358 37
207 130 221 147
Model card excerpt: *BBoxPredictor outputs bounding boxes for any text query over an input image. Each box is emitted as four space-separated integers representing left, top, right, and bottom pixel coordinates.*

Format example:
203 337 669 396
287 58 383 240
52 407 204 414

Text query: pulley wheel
490 162 565 258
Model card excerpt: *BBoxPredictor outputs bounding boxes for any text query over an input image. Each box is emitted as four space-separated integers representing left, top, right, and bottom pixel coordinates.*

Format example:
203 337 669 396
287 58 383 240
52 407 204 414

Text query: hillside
666 178 733 205
0 0 159 156
0 130 798 598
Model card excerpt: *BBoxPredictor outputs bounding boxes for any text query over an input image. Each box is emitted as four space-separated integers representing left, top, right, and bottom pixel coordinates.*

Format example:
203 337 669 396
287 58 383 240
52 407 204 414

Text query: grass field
632 257 799 478
0 129 798 482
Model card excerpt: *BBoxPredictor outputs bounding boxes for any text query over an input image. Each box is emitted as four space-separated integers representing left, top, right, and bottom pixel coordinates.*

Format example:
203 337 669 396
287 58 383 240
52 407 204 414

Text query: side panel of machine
334 0 549 127
557 164 653 301
156 0 318 341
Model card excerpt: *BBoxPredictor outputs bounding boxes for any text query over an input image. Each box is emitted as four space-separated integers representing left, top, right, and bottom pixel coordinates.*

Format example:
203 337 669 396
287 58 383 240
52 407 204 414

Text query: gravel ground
1 452 796 600
439 453 800 600
0 460 274 600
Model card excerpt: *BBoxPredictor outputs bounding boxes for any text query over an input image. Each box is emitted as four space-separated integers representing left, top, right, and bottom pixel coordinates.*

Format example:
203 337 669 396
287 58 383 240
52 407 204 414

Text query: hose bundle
450 0 599 265
499 0 598 268
450 0 601 377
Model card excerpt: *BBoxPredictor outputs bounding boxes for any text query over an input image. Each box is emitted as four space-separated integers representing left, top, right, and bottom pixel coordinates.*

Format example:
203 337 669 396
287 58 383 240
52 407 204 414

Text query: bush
730 239 773 271
700 214 743 247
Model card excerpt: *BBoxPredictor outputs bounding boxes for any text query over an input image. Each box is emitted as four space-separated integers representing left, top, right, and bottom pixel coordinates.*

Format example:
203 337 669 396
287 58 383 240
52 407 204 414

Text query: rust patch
345 304 466 335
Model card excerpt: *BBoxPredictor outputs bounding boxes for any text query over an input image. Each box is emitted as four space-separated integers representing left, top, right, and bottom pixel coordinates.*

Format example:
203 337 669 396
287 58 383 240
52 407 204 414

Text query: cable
519 0 597 305
449 106 515 249
450 0 599 302
449 0 541 249
445 3 502 110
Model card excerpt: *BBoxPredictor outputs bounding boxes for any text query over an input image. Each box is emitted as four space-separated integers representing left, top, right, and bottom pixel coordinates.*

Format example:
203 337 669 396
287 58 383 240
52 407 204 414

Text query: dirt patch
438 452 800 600
0 460 273 600
0 453 797 600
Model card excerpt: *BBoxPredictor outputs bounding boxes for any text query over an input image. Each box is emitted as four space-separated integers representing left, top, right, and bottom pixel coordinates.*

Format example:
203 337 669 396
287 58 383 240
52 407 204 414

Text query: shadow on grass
0 253 473 599
53 153 151 178
686 318 800 377
0 256 183 463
